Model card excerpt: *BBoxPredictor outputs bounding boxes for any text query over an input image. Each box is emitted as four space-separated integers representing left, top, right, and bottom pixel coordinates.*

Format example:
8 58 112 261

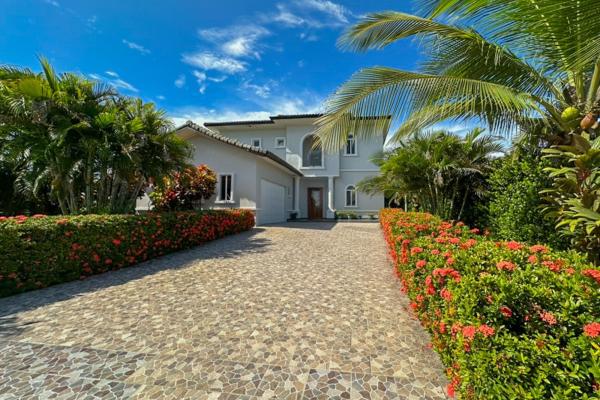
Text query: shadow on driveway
0 228 270 337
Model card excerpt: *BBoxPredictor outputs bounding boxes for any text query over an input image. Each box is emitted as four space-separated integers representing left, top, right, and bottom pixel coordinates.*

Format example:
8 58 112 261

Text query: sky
0 0 427 128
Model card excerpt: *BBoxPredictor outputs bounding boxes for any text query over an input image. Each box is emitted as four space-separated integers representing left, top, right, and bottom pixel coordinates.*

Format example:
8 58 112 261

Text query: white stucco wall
334 171 384 214
211 127 288 160
255 158 295 217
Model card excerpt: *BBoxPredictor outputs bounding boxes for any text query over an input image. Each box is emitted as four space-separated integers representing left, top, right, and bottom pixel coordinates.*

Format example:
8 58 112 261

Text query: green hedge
0 210 255 297
380 209 600 399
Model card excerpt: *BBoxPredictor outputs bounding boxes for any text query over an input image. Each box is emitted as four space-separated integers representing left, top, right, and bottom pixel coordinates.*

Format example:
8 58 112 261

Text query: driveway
0 222 448 399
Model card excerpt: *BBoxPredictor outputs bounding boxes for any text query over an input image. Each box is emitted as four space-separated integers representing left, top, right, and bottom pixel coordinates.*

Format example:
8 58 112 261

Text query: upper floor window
302 134 323 167
217 174 234 203
251 138 262 148
275 137 286 148
344 134 357 155
345 185 357 207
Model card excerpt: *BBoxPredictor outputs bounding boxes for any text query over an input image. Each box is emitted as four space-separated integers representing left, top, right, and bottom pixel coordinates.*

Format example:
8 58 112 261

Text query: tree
358 128 502 222
0 58 191 214
150 164 217 211
314 1 600 151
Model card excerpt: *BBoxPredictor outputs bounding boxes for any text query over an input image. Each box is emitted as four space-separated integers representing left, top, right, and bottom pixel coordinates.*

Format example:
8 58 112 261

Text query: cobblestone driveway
0 222 448 399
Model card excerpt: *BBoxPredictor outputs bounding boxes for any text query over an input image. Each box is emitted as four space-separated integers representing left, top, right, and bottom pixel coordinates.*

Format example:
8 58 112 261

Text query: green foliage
487 153 566 248
380 209 600 399
359 128 502 224
335 211 359 219
315 1 600 151
150 164 217 211
542 135 600 263
0 210 255 297
0 57 191 215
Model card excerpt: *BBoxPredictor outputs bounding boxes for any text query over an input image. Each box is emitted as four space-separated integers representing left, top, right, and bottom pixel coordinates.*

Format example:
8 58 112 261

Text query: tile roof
177 121 303 177
204 113 323 127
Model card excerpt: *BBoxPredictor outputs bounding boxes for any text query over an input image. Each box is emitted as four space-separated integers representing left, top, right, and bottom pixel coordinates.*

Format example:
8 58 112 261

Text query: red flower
496 261 516 271
583 322 600 338
540 311 557 325
542 260 561 272
500 306 513 318
505 241 523 251
440 288 452 301
529 244 548 253
57 218 69 225
478 324 495 337
431 249 440 255
416 260 427 269
528 255 538 264
112 238 122 246
411 247 424 255
470 227 480 234
462 326 477 340
582 269 600 285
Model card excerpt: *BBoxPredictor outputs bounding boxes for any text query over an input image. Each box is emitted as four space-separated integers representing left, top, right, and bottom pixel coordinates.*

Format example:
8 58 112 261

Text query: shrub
150 164 217 211
0 210 254 297
487 154 566 248
380 209 599 399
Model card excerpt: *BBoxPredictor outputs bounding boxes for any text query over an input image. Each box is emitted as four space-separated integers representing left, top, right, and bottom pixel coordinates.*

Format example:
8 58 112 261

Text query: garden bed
380 209 599 399
0 210 255 297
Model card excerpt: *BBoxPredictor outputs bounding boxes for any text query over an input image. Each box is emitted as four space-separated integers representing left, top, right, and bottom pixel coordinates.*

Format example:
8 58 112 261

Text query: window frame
251 138 262 148
301 133 325 169
275 137 286 148
343 133 358 156
345 185 358 207
216 173 235 204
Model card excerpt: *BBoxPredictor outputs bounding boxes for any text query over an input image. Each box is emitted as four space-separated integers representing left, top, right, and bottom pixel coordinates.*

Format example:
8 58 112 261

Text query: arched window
302 134 323 167
345 185 357 207
344 133 357 155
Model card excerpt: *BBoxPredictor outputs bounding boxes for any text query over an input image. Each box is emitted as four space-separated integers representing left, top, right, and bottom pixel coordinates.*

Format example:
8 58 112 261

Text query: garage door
258 179 286 225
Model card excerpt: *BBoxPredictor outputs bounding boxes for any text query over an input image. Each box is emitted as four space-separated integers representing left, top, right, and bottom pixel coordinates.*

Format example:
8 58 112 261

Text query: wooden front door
307 188 323 219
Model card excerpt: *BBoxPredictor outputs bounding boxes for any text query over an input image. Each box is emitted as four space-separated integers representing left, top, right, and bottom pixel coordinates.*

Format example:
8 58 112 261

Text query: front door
308 188 323 219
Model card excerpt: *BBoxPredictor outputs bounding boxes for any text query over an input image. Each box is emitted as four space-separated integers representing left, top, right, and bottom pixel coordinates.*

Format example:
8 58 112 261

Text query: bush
486 154 566 248
150 164 217 211
0 210 255 297
380 209 599 399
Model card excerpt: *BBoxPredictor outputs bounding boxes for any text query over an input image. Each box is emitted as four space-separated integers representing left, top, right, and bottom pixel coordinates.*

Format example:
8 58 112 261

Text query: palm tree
315 1 600 150
358 128 502 221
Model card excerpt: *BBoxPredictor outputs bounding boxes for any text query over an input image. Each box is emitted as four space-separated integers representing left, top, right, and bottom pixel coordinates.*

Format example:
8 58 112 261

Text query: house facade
139 114 386 225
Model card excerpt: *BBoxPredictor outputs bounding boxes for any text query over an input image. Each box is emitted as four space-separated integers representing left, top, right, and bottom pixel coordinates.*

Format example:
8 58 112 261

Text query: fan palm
315 0 600 150
358 128 502 221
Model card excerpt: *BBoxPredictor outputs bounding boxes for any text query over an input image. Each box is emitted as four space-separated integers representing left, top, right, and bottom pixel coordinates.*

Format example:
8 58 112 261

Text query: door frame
307 187 323 219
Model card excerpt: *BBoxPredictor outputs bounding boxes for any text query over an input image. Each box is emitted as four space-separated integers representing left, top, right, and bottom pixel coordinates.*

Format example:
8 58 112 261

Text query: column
294 176 300 214
327 176 335 218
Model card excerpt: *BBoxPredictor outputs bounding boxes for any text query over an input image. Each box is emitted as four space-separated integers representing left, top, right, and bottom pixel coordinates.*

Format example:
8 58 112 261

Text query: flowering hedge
0 210 255 297
380 209 600 399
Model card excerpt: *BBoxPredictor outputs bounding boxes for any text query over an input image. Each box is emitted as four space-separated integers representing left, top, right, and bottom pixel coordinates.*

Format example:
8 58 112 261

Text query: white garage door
258 179 286 225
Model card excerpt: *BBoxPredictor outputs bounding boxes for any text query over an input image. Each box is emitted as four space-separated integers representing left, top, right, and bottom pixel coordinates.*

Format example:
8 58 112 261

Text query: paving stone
0 222 447 399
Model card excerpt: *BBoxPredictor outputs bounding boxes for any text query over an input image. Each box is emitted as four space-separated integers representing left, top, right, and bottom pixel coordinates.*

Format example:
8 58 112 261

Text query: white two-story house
147 113 385 225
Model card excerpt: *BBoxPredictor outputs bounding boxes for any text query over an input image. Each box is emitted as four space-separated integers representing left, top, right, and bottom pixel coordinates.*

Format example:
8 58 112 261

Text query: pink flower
496 261 516 271
540 311 557 325
431 249 440 255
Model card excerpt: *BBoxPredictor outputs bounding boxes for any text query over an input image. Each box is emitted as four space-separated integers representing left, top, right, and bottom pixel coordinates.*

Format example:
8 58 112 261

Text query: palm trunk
457 188 469 222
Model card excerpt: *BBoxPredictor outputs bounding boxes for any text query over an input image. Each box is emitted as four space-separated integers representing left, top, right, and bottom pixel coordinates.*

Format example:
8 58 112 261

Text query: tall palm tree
315 1 600 150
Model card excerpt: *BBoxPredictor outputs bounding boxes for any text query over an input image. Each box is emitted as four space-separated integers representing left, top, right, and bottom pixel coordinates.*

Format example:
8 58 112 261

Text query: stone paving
0 221 448 399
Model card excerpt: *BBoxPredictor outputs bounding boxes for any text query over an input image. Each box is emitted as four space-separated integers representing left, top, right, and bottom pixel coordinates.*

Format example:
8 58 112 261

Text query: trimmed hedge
0 210 255 297
380 209 600 399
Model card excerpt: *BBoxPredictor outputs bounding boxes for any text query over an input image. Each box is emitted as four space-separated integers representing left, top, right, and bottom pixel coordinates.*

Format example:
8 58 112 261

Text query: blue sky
1 0 426 126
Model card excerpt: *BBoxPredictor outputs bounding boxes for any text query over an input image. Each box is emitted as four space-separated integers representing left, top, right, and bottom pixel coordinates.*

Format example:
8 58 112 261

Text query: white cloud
198 25 269 59
241 81 272 99
192 70 208 94
105 70 119 77
208 76 227 83
44 0 60 7
122 39 151 55
157 95 166 100
299 32 319 42
272 5 306 27
181 51 246 74
299 0 350 24
89 73 138 93
174 74 186 88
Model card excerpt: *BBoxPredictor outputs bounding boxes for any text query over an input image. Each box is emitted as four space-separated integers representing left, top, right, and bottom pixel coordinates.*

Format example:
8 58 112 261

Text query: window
344 133 357 155
302 134 323 167
251 138 262 148
345 185 357 207
217 174 233 203
275 137 286 148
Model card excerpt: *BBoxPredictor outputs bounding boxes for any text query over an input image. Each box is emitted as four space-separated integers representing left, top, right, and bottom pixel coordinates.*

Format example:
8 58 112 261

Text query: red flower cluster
583 322 600 338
